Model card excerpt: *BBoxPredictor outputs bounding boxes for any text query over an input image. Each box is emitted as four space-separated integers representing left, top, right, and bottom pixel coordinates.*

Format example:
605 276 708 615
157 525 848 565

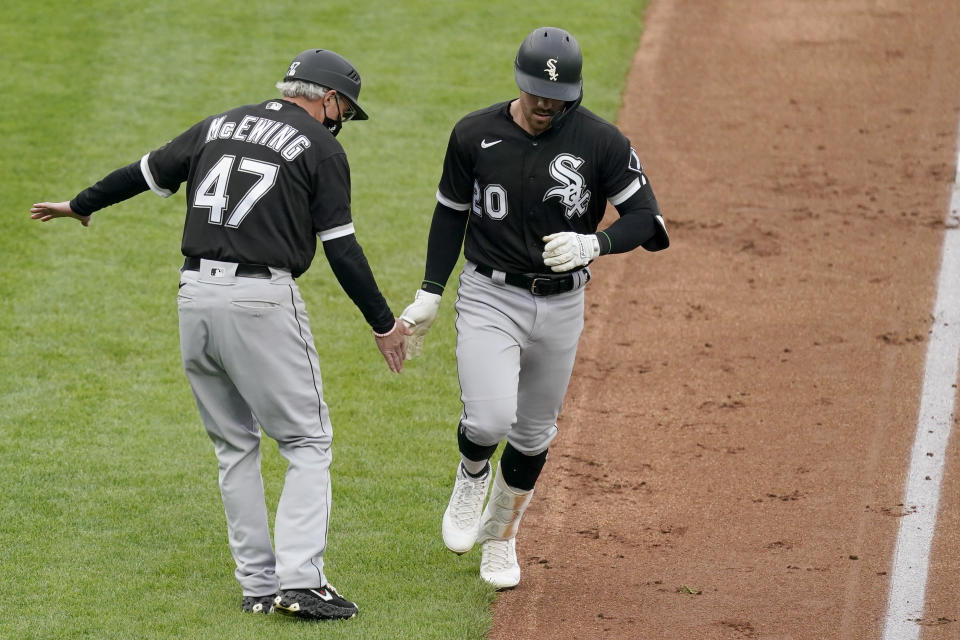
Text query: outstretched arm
29 160 150 227
421 202 468 294
322 233 409 373
399 202 467 359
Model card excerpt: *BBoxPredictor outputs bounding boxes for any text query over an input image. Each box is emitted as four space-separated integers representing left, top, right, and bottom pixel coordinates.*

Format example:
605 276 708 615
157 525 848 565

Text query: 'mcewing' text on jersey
543 153 591 218
205 114 311 161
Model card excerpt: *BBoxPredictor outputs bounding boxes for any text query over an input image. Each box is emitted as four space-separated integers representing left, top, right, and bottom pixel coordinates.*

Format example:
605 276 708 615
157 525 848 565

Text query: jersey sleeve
597 132 669 252
322 234 395 333
600 132 655 208
141 120 207 197
309 152 356 241
69 161 149 215
435 126 474 211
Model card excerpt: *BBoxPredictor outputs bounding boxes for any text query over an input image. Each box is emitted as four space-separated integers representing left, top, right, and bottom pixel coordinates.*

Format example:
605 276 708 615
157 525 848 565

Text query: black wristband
420 280 445 295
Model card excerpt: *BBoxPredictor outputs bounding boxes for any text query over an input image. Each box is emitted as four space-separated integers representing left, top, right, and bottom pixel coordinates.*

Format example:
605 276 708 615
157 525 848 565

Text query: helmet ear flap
514 27 582 102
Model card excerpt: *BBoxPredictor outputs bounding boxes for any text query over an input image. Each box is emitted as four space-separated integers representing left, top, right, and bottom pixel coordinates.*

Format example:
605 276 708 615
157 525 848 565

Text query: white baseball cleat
480 537 521 589
441 463 491 554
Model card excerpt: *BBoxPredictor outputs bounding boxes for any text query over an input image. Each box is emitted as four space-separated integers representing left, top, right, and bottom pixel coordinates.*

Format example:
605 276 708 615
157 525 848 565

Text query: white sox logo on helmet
544 58 559 81
544 153 590 218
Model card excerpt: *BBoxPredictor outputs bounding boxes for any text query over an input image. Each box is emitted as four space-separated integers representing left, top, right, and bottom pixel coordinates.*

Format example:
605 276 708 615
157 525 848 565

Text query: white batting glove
399 289 442 359
541 232 600 272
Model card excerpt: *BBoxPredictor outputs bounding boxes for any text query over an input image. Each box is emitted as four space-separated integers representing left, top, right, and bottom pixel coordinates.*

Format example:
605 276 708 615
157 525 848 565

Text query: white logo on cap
287 61 300 76
544 58 559 82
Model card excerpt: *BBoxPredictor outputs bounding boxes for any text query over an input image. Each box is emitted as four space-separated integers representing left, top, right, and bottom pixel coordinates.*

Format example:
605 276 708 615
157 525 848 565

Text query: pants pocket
177 282 194 306
231 300 281 310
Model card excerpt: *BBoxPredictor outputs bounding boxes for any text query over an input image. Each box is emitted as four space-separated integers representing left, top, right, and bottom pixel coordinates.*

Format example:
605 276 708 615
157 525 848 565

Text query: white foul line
881 123 960 639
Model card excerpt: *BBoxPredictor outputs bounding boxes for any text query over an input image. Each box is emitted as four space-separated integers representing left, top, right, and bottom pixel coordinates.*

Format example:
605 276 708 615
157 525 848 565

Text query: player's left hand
541 232 599 272
30 201 91 227
374 318 411 373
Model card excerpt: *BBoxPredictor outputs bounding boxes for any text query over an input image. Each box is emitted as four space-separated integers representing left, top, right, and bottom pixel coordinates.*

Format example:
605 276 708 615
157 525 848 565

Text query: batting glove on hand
541 232 600 272
399 289 442 359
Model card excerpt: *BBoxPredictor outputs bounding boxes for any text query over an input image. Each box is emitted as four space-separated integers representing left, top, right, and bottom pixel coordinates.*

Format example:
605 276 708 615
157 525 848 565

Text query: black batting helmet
514 27 582 102
283 49 369 120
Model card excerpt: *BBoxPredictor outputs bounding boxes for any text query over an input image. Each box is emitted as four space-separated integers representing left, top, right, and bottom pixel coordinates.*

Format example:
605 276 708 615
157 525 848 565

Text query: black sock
499 443 548 491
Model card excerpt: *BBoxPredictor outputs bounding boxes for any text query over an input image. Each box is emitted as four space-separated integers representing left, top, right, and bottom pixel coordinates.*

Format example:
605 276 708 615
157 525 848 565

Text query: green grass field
1 2 647 638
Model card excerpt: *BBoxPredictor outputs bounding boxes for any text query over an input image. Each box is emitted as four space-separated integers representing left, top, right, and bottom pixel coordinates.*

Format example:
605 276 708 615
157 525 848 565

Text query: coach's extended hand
374 318 411 373
29 201 91 227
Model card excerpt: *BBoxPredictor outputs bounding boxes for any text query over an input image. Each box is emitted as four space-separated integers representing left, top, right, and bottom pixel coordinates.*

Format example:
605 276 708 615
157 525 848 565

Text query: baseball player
399 27 668 588
30 49 408 619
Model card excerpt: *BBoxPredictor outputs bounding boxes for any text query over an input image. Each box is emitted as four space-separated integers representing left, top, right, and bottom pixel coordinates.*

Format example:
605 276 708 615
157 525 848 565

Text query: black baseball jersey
143 99 353 278
436 100 658 274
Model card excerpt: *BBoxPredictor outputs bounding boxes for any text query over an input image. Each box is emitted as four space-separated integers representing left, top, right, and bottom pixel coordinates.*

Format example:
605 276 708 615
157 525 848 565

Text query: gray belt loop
267 266 293 283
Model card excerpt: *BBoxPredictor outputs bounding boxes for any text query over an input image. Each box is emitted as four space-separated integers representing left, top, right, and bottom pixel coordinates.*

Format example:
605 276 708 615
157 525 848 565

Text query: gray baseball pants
454 261 587 456
177 259 332 597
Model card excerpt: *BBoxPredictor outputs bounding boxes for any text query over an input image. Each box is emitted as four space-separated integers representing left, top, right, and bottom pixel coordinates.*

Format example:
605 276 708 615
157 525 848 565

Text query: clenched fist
541 232 599 272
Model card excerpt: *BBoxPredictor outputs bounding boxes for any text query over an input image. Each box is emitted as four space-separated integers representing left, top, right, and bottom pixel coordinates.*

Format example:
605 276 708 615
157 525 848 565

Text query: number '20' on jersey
141 100 353 277
436 100 659 274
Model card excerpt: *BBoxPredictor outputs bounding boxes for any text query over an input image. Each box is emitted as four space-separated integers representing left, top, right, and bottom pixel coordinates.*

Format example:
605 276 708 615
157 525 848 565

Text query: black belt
182 257 272 279
473 263 586 296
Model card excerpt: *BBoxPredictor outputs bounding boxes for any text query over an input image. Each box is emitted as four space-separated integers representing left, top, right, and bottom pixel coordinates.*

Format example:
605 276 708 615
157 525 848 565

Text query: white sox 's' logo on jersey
545 58 559 81
544 153 591 218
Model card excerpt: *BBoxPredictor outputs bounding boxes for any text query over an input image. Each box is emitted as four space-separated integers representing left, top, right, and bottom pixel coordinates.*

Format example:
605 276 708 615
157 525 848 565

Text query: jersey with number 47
436 100 658 274
142 99 352 278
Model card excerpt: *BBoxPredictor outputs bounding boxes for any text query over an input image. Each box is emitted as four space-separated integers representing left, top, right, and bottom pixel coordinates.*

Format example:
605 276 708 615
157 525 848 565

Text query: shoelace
483 539 516 571
450 472 488 525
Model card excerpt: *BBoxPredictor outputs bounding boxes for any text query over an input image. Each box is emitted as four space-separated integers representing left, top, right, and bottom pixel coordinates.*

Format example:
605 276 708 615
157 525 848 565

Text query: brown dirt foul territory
489 1 960 639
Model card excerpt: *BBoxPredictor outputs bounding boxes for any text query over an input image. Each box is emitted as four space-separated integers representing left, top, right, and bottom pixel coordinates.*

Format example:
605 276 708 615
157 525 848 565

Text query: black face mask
323 114 342 137
322 98 344 137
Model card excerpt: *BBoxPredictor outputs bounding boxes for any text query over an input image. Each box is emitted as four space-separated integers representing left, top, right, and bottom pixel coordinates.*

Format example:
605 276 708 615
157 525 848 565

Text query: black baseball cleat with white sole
241 593 278 614
274 585 358 620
